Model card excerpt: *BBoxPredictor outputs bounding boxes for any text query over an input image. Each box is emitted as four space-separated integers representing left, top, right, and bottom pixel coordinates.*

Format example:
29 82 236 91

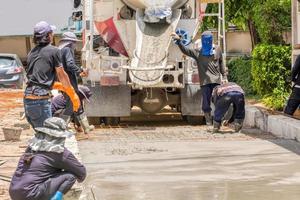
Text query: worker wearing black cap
24 21 80 129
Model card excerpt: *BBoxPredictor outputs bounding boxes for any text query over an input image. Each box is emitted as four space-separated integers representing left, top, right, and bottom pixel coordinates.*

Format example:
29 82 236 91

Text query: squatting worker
210 82 245 133
24 21 80 128
284 55 300 116
9 117 86 200
172 31 228 125
57 32 93 133
52 85 94 134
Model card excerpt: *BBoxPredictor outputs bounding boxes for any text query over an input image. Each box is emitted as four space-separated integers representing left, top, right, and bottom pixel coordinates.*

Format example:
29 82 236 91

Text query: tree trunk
248 19 260 49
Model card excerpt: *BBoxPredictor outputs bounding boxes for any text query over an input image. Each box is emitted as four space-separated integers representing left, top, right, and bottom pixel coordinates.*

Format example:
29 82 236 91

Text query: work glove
50 191 63 200
52 82 81 112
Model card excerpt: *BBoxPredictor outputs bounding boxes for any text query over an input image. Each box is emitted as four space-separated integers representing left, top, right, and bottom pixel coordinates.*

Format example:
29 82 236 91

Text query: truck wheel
185 115 206 126
88 117 102 125
103 117 120 126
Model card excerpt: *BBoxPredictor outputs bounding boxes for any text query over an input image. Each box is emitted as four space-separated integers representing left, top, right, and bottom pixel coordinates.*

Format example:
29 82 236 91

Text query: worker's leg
284 87 300 116
231 92 245 132
24 98 51 128
61 94 73 123
38 173 77 200
201 83 219 125
213 95 232 123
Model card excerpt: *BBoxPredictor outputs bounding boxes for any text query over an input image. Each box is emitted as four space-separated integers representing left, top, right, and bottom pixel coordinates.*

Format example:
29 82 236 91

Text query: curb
244 106 300 141
64 136 84 200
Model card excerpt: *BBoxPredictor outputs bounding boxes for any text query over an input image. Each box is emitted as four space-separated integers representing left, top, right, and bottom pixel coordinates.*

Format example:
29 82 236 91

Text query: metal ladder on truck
200 0 227 68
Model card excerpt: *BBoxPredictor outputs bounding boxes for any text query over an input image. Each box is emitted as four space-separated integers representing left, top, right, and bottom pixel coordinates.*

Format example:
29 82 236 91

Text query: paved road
79 118 300 200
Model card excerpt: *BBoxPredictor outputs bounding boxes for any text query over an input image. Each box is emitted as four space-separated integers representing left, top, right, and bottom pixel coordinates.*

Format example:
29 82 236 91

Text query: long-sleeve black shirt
177 41 227 86
292 55 300 86
9 148 86 200
61 46 82 91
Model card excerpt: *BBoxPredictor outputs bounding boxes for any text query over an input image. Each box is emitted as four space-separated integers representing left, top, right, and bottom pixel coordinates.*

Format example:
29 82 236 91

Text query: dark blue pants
214 92 245 123
201 83 219 113
39 173 76 200
284 87 300 115
24 98 51 128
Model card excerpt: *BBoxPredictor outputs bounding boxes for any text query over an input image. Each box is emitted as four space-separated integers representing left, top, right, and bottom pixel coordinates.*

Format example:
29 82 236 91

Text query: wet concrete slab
79 128 300 200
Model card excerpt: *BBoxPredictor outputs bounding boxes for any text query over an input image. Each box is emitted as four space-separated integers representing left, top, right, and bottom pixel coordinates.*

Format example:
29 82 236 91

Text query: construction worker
57 32 93 133
284 55 300 116
210 82 245 133
51 85 94 134
172 31 227 125
24 21 80 128
9 117 86 200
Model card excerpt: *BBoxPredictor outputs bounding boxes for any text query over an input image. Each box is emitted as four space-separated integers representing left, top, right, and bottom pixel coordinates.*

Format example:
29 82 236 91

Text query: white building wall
0 0 74 36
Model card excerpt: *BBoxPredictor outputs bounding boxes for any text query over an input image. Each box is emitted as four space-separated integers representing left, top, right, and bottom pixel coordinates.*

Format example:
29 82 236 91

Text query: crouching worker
51 85 94 134
210 82 245 133
9 117 86 200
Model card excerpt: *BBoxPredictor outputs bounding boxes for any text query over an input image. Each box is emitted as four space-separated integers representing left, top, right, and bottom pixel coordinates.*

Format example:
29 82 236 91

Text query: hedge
251 44 291 110
228 56 255 95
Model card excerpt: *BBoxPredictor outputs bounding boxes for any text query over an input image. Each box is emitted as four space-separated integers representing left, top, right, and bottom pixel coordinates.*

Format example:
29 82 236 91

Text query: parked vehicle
0 53 24 89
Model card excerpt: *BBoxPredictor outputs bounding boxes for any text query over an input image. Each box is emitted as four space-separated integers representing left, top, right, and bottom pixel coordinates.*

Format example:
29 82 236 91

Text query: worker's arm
63 47 83 75
291 55 300 82
171 33 198 59
54 67 81 112
61 149 87 183
216 46 228 82
55 66 73 87
177 42 198 59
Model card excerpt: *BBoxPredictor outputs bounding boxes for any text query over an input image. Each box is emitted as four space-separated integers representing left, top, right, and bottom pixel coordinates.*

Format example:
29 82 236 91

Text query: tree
201 0 291 46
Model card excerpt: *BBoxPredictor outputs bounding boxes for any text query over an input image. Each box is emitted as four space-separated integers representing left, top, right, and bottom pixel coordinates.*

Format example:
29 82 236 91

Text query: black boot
234 119 244 132
204 112 212 126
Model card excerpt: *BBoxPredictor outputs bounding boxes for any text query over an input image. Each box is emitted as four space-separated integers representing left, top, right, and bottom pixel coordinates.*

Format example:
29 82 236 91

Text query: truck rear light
6 66 23 74
192 73 200 83
100 76 120 86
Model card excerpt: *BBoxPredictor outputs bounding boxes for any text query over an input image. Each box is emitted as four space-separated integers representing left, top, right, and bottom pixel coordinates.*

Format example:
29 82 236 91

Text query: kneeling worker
9 117 86 200
211 82 245 133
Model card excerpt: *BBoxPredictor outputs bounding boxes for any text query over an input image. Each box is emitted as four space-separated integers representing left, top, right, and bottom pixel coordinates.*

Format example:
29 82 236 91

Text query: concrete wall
226 31 252 54
0 36 63 63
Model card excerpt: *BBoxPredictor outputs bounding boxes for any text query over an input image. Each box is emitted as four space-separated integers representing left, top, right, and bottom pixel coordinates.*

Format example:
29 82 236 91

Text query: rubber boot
234 119 244 132
207 121 221 133
204 112 213 126
78 113 95 134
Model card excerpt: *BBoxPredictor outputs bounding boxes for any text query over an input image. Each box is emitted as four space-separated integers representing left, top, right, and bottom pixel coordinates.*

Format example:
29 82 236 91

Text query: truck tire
103 117 120 126
87 117 102 125
184 115 206 126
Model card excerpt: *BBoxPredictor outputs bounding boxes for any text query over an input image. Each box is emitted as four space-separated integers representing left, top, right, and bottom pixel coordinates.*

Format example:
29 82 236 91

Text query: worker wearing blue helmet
172 31 228 125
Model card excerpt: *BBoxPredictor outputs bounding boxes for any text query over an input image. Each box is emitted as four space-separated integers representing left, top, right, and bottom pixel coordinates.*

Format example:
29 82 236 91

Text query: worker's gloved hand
50 191 63 200
65 86 81 112
171 32 181 40
52 82 81 112
52 82 64 91
221 77 228 84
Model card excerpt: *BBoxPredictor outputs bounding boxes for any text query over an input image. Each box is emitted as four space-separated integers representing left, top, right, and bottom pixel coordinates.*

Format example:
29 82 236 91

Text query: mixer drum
122 0 189 10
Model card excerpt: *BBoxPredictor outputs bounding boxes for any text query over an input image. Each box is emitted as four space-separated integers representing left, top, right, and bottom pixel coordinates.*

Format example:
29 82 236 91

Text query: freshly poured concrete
79 125 300 200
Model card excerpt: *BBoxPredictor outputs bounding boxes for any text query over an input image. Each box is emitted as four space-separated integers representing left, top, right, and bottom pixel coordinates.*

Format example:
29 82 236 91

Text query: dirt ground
0 89 33 200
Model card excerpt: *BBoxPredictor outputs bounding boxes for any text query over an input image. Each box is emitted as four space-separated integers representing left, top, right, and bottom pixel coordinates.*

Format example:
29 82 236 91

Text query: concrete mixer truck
81 0 226 125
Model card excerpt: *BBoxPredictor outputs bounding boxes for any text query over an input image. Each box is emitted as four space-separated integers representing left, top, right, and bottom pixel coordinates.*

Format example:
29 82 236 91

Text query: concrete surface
78 122 300 200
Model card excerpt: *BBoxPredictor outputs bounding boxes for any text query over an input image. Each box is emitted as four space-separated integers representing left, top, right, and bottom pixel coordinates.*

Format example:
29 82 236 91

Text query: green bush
228 56 255 95
251 44 291 110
